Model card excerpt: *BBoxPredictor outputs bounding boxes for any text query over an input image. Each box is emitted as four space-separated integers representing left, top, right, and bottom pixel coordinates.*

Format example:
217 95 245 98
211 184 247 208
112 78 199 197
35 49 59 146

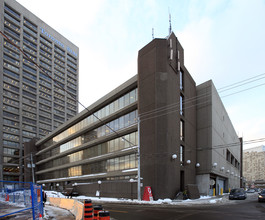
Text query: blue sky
17 0 265 149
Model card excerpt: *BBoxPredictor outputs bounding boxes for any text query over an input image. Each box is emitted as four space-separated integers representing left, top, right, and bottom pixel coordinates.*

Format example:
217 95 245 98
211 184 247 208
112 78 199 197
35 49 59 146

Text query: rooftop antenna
152 28 154 39
168 8 172 35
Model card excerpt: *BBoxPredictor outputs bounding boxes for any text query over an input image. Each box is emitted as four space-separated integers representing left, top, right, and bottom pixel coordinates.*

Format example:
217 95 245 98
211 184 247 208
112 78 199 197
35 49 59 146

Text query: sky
16 0 265 149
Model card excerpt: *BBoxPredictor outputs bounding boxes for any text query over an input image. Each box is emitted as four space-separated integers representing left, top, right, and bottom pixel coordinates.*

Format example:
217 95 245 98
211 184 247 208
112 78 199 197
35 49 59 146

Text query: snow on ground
46 190 230 206
43 205 75 220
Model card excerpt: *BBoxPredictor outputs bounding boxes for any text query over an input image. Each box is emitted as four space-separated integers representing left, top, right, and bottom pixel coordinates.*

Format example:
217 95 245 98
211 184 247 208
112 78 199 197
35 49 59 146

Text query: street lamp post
137 117 141 201
129 179 134 200
98 180 102 199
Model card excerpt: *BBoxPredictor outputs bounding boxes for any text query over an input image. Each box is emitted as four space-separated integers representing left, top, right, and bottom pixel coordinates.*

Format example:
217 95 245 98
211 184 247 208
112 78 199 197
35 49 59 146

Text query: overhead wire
139 72 265 121
0 30 136 151
1 30 265 167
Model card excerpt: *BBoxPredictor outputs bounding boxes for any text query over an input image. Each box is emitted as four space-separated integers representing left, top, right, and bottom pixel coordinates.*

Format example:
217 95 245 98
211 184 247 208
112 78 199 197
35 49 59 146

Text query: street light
172 154 177 160
195 163 200 168
129 179 135 200
98 180 102 199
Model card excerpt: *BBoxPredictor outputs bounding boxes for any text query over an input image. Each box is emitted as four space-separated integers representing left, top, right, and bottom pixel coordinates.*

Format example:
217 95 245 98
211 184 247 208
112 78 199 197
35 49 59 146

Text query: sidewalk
43 204 75 220
0 201 75 220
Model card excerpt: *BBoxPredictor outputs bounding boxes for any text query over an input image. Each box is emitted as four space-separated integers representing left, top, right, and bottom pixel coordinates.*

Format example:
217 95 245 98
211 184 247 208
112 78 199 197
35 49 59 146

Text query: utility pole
137 117 141 200
30 153 35 184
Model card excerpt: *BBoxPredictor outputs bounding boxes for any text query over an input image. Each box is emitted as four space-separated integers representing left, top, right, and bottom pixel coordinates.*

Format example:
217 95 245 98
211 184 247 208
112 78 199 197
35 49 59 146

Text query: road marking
108 209 128 213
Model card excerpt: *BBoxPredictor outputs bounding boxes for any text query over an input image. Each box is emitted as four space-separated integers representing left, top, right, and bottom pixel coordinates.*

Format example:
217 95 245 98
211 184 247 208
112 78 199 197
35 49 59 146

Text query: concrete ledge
48 197 84 220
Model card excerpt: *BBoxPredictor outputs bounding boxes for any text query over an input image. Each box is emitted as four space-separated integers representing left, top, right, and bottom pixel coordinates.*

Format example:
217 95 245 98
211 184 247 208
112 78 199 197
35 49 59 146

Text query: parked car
258 189 265 202
247 188 255 193
229 188 247 200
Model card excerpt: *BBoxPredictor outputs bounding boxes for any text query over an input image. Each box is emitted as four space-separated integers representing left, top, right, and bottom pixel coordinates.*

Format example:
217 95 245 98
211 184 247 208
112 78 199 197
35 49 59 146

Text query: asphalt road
102 193 265 220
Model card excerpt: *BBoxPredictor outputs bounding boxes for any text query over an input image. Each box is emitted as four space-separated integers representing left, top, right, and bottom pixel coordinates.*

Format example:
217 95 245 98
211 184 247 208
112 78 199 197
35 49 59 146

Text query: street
102 193 265 220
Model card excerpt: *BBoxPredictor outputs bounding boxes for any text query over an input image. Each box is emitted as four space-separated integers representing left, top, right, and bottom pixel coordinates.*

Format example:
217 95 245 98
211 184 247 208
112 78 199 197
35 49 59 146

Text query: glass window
105 105 110 116
4 12 20 26
109 159 115 171
120 156 125 170
129 90 136 104
180 145 184 164
125 155 130 169
119 116 125 130
3 111 19 120
130 132 136 145
115 158 119 171
124 113 130 127
180 94 184 115
3 68 19 79
130 154 136 168
180 120 184 141
114 138 120 151
124 134 130 148
114 100 119 111
109 140 115 152
129 111 136 126
3 133 19 141
120 137 125 149
124 93 130 106
119 96 124 109
3 140 19 148
4 5 20 18
180 70 183 90
114 118 119 131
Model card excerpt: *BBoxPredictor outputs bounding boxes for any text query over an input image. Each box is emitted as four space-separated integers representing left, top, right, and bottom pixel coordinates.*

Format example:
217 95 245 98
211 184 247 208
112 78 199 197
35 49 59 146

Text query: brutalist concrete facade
138 33 197 199
34 32 241 199
196 81 241 195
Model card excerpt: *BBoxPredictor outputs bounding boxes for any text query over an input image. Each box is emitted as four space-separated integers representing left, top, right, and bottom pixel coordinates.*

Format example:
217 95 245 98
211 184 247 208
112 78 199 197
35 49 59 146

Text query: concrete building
243 146 265 184
196 81 242 195
0 0 79 181
32 32 241 199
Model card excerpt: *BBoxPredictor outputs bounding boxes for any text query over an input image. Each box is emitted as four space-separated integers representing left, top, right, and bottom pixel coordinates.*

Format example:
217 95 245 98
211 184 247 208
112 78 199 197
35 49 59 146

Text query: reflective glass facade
36 85 138 185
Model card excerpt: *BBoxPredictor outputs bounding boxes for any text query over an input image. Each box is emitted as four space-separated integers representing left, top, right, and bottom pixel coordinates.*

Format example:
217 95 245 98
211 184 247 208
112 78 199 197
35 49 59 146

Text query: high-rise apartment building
243 145 265 183
0 0 79 181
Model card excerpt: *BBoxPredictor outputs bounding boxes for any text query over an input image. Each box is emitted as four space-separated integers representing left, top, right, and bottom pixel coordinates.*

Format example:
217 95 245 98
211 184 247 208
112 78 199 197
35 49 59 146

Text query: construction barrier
84 199 93 220
99 210 110 220
0 181 43 219
48 197 83 220
93 205 103 220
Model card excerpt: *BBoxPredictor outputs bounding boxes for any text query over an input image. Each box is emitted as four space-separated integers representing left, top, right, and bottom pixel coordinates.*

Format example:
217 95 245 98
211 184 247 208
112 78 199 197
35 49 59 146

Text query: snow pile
45 190 229 206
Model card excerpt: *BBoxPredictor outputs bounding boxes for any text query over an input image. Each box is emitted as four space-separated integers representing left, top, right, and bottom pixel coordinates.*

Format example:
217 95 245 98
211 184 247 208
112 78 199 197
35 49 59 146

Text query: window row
3 166 20 174
4 46 20 59
4 11 20 26
3 148 19 156
38 153 137 180
53 88 138 143
226 149 240 170
3 104 19 113
56 109 138 155
3 89 19 100
3 97 19 107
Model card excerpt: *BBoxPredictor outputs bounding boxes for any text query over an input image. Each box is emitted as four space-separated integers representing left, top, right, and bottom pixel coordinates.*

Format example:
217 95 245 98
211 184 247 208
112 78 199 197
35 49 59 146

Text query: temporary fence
0 180 43 219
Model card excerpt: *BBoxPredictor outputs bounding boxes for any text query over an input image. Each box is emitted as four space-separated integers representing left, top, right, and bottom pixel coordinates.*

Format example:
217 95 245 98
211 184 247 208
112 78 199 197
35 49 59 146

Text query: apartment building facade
243 145 265 184
0 0 79 181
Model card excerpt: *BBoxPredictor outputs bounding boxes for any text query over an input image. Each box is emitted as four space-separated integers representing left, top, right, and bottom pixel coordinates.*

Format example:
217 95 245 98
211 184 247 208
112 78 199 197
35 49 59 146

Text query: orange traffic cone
84 199 93 220
99 211 110 220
